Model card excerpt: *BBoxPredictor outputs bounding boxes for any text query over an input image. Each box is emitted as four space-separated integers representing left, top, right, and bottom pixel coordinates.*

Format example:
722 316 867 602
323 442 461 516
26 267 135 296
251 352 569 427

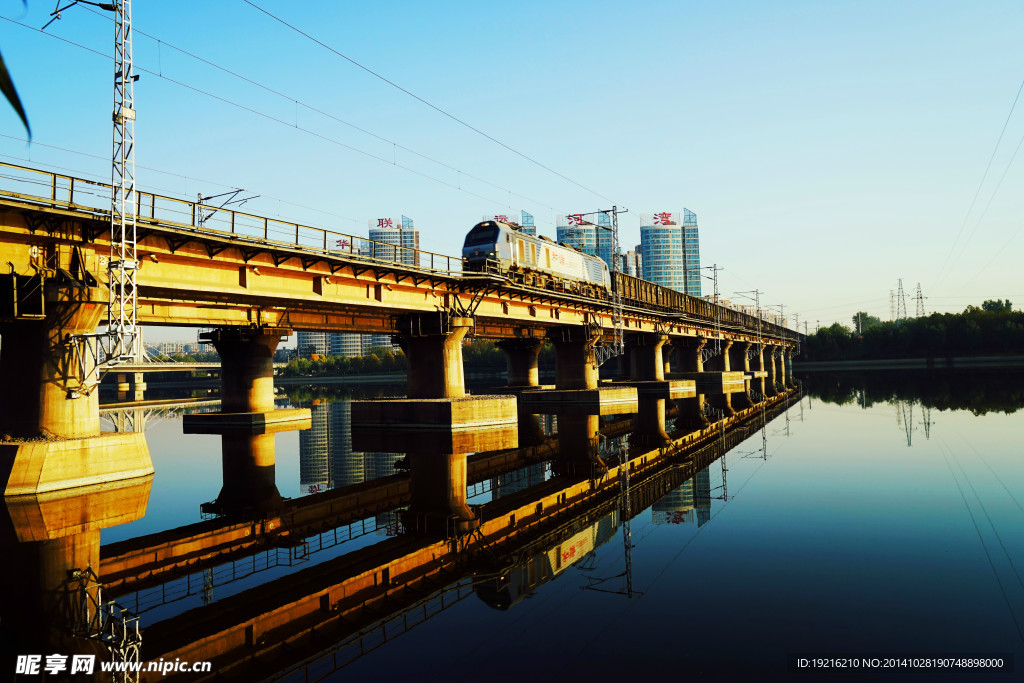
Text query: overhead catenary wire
933 76 1024 290
2 16 552 219
241 0 616 205
76 4 558 213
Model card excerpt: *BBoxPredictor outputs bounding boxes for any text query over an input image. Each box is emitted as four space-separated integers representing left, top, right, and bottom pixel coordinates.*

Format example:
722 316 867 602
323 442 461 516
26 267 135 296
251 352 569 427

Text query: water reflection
18 371 1022 681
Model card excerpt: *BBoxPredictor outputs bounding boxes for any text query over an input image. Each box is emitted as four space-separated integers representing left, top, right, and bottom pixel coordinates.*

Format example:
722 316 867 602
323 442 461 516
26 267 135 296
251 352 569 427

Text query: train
474 511 620 610
462 219 788 338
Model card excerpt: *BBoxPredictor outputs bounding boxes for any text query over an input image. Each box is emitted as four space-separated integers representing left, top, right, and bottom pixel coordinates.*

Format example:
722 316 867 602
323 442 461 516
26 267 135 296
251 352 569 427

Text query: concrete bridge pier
704 340 733 372
674 394 710 431
208 431 283 517
115 372 147 402
496 337 543 388
632 397 671 449
404 449 478 536
185 326 308 430
0 288 153 496
672 337 706 373
728 342 751 374
395 314 473 398
554 413 607 478
1 476 151 656
549 325 601 390
626 332 669 381
204 326 285 412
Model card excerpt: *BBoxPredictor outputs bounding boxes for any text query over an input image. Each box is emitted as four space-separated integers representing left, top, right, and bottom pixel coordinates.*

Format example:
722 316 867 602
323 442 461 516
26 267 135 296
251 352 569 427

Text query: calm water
5 370 1024 681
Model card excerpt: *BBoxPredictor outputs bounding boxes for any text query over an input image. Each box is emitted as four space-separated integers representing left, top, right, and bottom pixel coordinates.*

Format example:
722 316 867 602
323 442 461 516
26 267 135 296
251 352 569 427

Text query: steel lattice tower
108 0 139 363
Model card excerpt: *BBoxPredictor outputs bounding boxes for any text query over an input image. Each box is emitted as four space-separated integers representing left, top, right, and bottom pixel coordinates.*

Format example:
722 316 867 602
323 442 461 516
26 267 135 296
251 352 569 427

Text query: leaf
0 49 30 139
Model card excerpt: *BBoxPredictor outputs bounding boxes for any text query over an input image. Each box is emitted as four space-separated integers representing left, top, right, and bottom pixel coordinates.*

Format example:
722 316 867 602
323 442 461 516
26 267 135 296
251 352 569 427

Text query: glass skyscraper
638 209 701 296
556 211 617 269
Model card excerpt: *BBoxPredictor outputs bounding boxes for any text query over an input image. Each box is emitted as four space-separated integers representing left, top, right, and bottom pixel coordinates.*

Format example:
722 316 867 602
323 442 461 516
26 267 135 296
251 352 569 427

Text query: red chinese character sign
494 214 510 223
566 214 585 226
376 217 394 228
653 212 674 225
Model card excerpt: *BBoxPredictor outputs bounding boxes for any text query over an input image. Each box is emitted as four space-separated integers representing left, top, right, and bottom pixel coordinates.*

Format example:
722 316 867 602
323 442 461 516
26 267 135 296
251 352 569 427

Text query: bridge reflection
1 386 799 681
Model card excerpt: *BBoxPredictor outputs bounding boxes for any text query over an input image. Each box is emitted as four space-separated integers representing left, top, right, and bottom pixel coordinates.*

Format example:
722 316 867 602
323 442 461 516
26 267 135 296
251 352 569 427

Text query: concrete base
351 395 517 430
4 475 152 542
490 384 556 395
611 380 696 399
669 372 747 394
353 423 519 454
748 370 768 379
182 408 312 434
520 386 639 415
1 432 153 497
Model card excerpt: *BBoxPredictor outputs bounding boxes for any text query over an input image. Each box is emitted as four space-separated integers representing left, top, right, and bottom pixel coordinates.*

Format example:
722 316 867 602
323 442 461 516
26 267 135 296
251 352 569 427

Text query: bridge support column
211 432 283 516
750 343 765 374
549 325 601 391
765 344 778 384
0 288 153 496
115 372 147 402
626 333 669 381
729 342 751 374
672 337 706 373
0 290 106 439
554 413 606 478
711 340 733 372
785 347 794 385
202 326 287 413
633 397 670 449
395 315 473 399
405 451 477 535
496 337 542 387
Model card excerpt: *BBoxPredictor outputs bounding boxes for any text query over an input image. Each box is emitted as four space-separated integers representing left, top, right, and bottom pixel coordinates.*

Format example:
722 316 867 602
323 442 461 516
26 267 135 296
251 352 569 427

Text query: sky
2 0 1023 343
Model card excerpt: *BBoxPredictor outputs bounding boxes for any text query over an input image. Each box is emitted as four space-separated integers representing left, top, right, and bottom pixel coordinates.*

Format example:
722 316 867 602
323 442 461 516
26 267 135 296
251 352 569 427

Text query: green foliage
851 311 882 331
803 303 1024 361
981 299 1013 313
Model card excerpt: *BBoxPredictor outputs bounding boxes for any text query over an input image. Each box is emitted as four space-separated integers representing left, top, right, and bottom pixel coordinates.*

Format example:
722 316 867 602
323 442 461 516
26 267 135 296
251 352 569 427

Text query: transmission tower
914 283 925 317
107 0 139 366
889 290 895 321
896 279 907 320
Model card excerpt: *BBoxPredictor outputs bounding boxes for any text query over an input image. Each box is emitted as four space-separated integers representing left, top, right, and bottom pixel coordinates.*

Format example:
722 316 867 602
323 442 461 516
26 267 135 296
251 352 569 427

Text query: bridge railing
0 162 464 275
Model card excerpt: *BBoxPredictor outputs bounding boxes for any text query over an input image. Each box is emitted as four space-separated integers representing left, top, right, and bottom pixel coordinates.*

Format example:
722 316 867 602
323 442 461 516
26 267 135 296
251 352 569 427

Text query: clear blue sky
2 0 1023 342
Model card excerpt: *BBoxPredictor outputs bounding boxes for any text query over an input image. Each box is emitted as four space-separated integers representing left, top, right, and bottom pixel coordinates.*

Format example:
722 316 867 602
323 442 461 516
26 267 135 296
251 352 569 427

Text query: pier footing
1 432 153 497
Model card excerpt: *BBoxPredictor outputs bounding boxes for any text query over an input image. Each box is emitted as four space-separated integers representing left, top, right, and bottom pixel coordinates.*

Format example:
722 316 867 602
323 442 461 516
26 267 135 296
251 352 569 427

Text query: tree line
803 300 1023 361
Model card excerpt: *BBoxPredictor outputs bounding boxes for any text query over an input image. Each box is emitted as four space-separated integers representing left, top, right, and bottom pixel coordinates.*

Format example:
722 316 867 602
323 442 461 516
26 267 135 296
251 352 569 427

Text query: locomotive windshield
464 222 500 247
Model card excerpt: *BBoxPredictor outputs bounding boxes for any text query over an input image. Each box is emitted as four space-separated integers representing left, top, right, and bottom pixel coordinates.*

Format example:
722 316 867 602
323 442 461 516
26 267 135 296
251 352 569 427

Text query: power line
933 76 1024 289
77 5 557 213
241 0 615 204
0 134 364 226
2 16 547 214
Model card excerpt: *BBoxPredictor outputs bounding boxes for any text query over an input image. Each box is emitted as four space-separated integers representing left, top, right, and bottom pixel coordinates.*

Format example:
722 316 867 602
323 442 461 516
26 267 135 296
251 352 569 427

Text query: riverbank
794 354 1024 371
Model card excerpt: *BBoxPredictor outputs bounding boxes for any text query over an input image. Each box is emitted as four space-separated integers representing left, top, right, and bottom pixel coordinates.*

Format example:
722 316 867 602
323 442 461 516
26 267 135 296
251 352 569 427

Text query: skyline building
638 209 701 295
556 211 617 268
368 215 419 267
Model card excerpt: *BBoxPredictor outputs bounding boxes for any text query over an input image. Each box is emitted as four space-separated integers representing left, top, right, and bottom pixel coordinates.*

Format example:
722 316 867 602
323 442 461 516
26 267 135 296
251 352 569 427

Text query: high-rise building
556 212 617 268
485 210 536 236
368 215 419 267
618 247 643 278
638 209 701 295
296 331 330 357
651 478 694 525
298 401 402 495
682 209 701 297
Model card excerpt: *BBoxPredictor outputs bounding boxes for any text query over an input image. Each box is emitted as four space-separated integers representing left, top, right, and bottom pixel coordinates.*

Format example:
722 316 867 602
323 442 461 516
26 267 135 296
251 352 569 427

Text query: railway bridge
0 162 798 494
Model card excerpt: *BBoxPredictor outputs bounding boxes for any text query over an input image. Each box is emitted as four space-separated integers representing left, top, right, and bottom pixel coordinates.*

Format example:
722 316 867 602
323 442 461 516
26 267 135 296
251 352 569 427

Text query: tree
981 299 1012 313
851 312 882 331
